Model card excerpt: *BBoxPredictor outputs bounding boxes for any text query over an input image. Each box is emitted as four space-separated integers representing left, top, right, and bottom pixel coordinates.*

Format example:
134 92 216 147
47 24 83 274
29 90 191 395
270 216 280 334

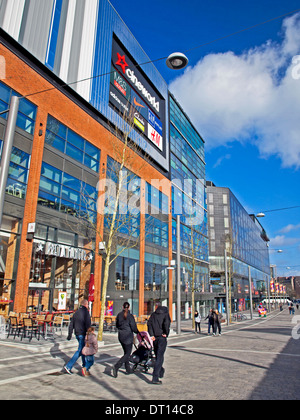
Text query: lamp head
166 52 189 70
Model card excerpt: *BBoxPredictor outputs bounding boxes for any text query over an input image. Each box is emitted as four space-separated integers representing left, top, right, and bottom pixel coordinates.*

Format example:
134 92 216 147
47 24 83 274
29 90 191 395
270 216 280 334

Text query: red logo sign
115 53 129 74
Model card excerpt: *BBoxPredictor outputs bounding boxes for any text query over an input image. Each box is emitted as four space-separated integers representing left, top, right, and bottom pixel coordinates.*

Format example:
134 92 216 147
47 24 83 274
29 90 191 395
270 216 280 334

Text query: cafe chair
22 317 40 341
7 317 22 339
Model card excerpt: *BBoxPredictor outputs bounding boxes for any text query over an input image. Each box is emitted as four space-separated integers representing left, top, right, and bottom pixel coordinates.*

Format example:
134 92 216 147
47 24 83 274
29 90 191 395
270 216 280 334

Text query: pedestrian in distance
205 309 214 335
147 305 171 385
194 310 201 334
212 309 222 336
81 326 98 377
113 302 139 378
64 299 91 375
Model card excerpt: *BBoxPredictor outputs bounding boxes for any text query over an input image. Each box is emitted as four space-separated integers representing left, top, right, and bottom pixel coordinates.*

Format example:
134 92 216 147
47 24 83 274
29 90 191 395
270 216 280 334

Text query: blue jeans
85 355 94 371
65 335 86 371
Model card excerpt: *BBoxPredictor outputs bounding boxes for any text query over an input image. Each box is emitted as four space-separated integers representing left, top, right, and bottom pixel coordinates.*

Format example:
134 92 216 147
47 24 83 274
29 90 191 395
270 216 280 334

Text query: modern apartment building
206 181 270 313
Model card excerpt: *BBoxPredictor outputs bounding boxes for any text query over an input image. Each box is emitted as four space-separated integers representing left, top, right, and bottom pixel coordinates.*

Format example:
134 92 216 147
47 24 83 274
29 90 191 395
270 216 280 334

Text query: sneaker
86 370 91 376
82 367 87 377
64 366 73 375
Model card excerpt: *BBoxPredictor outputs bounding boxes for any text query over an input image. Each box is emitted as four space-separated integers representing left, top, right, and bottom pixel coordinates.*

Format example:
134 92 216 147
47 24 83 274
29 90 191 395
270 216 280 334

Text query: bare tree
66 106 154 341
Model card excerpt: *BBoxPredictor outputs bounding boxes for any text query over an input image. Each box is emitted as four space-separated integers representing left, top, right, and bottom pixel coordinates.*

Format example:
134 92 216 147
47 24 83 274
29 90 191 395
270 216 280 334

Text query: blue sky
109 0 300 277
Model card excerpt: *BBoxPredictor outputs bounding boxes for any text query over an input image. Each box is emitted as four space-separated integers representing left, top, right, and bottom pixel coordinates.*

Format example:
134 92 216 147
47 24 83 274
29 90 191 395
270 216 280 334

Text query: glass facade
230 193 270 273
0 216 21 316
207 185 270 312
0 141 31 200
0 81 36 135
0 81 37 202
38 162 97 223
29 224 93 312
45 115 100 173
169 94 210 319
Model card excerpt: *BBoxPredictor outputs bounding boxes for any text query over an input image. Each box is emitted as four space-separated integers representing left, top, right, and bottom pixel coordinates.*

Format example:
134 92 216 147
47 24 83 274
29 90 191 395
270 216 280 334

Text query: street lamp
166 53 189 70
0 96 20 228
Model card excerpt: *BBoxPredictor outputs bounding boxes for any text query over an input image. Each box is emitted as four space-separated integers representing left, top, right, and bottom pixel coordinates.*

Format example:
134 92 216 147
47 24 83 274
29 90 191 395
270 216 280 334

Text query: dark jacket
116 310 139 345
68 306 91 339
147 306 171 338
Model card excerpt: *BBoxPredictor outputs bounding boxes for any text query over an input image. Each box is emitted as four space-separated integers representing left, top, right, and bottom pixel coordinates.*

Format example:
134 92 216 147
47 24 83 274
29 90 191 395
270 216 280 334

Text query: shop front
0 215 21 316
28 224 94 313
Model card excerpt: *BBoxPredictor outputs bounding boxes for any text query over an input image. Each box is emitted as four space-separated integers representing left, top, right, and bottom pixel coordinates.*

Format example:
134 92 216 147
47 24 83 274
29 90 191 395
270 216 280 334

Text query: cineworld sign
125 67 159 113
110 36 165 153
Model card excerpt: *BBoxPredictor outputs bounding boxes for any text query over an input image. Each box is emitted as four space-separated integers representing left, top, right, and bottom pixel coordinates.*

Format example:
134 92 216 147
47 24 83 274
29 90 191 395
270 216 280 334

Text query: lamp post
0 96 20 228
248 266 253 320
176 215 181 335
224 248 230 326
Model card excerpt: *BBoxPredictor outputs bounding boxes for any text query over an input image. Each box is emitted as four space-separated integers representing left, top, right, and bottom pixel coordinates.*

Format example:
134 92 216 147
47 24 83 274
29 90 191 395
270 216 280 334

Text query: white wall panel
1 0 25 41
58 0 76 82
75 0 98 101
22 0 54 62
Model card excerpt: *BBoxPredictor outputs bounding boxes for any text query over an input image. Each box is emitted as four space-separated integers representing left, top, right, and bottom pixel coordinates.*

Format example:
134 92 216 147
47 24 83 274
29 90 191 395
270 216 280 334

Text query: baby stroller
129 331 155 373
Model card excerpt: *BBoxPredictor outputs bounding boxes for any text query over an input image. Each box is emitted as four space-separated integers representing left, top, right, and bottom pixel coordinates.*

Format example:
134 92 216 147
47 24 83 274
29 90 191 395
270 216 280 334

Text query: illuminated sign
148 124 163 151
109 36 165 154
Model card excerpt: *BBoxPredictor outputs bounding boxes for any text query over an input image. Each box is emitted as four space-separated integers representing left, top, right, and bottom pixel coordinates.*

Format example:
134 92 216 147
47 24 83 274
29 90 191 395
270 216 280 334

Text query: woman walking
113 302 139 378
194 310 201 334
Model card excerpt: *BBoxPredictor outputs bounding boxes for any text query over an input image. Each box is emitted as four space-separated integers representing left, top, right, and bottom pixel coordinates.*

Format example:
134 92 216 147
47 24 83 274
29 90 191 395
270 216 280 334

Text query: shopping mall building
0 0 211 319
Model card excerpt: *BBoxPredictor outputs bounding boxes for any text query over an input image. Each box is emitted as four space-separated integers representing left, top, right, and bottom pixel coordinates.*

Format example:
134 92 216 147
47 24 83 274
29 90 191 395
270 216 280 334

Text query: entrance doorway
27 284 50 313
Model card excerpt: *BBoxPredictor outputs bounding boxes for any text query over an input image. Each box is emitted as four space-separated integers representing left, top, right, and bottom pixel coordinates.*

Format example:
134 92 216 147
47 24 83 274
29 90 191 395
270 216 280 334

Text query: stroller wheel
143 367 149 373
132 364 138 372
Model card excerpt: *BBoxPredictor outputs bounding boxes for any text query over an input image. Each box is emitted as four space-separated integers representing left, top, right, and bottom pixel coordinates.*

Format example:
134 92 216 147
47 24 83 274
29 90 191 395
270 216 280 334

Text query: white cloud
279 223 300 234
269 235 300 247
213 153 231 168
169 12 300 168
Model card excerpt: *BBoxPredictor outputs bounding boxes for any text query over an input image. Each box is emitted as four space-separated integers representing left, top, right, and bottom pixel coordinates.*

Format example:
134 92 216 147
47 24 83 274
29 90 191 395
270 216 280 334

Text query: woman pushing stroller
112 302 139 377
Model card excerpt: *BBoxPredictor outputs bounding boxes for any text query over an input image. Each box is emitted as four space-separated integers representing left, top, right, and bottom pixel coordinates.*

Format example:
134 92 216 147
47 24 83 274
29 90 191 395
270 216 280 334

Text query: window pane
47 115 67 139
85 142 100 160
45 131 65 153
67 131 84 151
66 142 83 163
84 154 99 172
41 162 62 184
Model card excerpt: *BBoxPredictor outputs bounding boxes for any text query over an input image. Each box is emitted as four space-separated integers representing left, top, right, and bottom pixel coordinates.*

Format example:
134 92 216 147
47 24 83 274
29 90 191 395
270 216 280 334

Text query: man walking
147 306 171 385
64 299 91 375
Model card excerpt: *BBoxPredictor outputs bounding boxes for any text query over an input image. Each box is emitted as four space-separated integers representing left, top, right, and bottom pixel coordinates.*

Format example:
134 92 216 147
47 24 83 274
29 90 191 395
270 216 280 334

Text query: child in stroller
129 331 155 373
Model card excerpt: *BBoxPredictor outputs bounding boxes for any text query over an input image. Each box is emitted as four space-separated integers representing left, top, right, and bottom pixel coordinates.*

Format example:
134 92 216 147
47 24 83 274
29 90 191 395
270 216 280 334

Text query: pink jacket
83 333 98 356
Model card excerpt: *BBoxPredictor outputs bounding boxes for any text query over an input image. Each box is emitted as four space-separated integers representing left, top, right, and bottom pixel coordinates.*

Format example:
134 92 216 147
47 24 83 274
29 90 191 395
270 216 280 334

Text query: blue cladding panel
90 0 169 171
45 0 63 71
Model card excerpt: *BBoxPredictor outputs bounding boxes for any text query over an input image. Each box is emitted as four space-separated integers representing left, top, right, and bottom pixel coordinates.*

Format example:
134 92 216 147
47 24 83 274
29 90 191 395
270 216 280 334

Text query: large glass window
38 162 97 223
0 141 31 200
45 115 100 172
114 247 140 292
0 216 21 316
144 253 168 293
104 156 141 238
0 81 37 134
29 225 93 312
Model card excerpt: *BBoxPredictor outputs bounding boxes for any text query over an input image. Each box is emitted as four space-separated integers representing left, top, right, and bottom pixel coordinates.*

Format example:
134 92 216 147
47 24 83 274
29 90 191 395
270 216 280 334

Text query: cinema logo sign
115 53 160 113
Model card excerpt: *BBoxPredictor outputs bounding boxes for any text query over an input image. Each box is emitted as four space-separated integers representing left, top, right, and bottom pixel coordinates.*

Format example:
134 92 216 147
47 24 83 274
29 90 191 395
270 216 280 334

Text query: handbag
81 345 89 356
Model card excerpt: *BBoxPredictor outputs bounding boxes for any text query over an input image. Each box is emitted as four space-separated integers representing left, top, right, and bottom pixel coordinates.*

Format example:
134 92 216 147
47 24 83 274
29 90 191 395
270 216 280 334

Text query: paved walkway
0 309 299 401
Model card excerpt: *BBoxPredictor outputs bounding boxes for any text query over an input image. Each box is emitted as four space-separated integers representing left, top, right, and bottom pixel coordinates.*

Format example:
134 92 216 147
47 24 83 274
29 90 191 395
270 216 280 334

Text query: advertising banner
109 36 165 154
